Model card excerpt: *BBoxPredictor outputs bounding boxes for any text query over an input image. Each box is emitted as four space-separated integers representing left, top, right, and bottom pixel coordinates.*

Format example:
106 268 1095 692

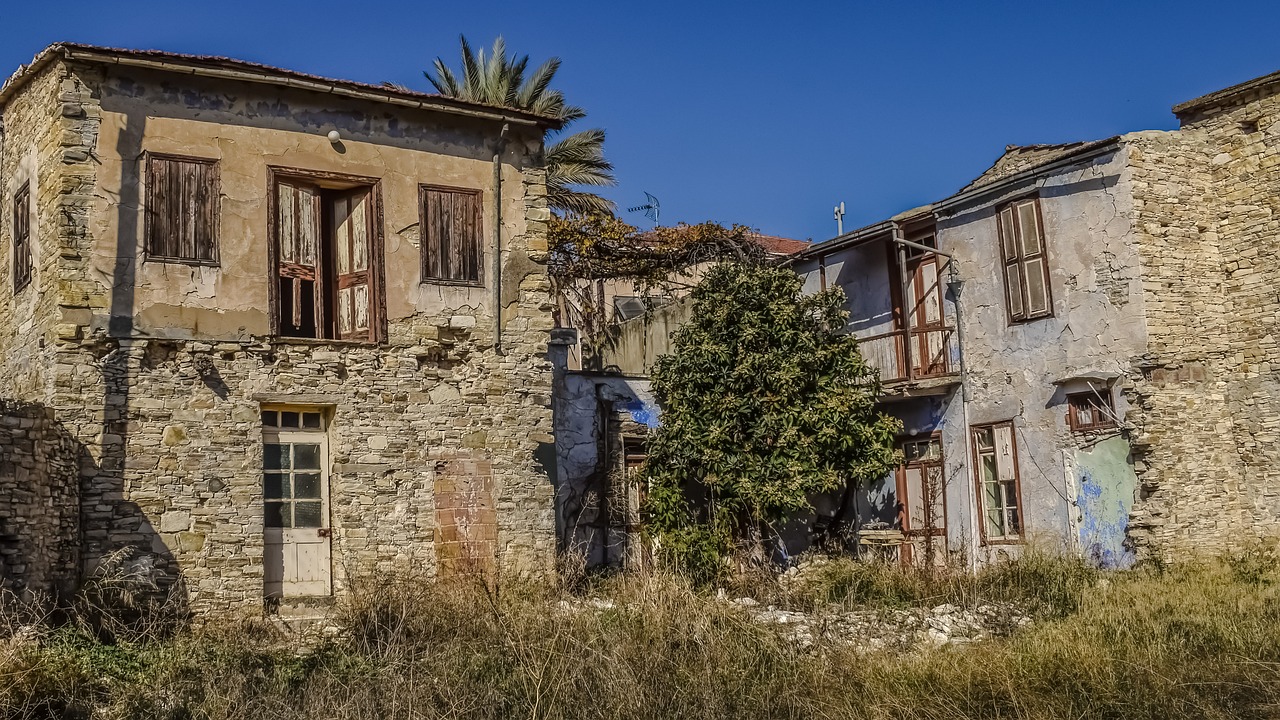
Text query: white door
262 409 332 598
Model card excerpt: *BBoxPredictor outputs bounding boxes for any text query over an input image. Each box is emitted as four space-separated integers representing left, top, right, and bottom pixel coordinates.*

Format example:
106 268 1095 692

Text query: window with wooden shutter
996 197 1052 322
145 154 219 264
972 421 1023 543
1067 390 1117 432
420 186 482 285
13 183 31 293
271 171 383 343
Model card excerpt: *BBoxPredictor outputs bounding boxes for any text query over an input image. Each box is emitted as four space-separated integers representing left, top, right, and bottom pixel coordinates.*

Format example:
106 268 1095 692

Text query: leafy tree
642 262 901 581
425 36 615 216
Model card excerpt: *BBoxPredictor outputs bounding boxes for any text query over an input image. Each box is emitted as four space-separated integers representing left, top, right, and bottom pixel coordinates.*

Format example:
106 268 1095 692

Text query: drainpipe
492 123 510 356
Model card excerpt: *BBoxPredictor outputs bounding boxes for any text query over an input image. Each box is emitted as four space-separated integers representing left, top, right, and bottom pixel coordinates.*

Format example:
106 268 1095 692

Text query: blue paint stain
1076 438 1137 570
623 399 661 429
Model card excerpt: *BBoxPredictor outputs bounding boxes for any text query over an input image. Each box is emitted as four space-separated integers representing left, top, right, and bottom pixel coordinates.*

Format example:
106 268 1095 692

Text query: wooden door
276 181 323 337
263 417 331 598
897 436 947 563
905 253 948 377
331 189 374 341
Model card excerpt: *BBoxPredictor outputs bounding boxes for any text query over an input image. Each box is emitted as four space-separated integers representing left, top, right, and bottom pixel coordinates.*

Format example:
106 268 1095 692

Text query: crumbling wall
0 400 80 599
1123 121 1265 558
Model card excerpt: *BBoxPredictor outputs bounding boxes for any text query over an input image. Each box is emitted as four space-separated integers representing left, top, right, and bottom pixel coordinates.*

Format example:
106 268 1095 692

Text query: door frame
261 405 333 599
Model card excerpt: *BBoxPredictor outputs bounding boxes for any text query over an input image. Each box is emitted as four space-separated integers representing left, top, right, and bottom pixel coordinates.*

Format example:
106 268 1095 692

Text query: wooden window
420 186 482 285
272 172 382 343
996 197 1052 322
972 422 1023 543
12 183 31 293
145 154 219 264
1067 390 1117 432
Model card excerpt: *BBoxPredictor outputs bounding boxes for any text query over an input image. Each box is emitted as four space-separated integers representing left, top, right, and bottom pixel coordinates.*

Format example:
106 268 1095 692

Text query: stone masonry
0 44 559 615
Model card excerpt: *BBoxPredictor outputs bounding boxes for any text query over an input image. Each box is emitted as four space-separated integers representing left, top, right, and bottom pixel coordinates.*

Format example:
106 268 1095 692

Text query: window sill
145 256 222 268
421 278 486 289
981 537 1024 546
1007 314 1054 326
270 337 387 349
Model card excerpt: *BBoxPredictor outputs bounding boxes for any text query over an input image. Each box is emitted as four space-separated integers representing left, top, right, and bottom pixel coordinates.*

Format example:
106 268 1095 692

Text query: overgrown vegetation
4 551 1280 719
642 262 901 580
547 214 762 358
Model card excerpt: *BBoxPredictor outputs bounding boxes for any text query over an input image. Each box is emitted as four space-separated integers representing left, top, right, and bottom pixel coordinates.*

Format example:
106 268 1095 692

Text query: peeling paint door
263 410 332 598
331 189 374 341
906 254 948 377
898 436 947 563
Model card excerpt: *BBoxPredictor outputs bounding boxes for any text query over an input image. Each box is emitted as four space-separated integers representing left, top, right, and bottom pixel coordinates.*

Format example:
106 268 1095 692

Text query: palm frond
549 188 618 217
518 57 561 109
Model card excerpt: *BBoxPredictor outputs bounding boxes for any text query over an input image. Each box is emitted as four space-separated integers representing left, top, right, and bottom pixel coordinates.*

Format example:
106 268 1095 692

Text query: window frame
419 184 484 287
13 182 32 293
1067 389 1117 433
971 420 1025 545
996 195 1054 324
266 166 387 344
143 152 222 266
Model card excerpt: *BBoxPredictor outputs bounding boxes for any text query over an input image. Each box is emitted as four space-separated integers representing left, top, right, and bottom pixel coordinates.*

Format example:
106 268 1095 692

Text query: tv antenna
834 201 846 235
627 192 661 222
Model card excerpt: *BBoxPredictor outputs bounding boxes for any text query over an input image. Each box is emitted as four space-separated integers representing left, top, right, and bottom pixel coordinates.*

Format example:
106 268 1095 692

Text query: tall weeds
2 552 1278 719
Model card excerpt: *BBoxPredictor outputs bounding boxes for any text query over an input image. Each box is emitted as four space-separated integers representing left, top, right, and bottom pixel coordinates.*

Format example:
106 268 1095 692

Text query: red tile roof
751 233 810 256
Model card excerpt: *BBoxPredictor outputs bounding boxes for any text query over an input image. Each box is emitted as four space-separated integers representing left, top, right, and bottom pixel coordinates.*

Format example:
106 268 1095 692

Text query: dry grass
2 551 1279 719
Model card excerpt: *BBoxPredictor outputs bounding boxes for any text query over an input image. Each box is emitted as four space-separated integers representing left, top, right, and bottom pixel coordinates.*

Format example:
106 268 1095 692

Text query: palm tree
426 36 616 216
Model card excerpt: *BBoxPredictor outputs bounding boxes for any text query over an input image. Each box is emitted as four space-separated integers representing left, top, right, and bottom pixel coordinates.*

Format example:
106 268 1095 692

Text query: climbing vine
547 214 764 363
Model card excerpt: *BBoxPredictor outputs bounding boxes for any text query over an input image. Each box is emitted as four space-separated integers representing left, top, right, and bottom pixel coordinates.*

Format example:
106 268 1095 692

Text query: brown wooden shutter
276 181 323 336
421 187 482 284
1016 199 1050 318
146 155 218 263
13 183 31 292
333 188 374 341
998 205 1024 321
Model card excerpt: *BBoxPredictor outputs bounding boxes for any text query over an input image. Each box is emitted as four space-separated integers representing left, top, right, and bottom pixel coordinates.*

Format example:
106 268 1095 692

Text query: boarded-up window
13 183 31 293
996 197 1052 322
1067 390 1117 432
972 422 1023 543
145 155 219 263
420 186 482 284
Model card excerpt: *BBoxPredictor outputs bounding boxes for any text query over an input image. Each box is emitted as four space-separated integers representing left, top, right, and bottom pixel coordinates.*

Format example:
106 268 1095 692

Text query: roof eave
1172 69 1280 119
2 43 562 130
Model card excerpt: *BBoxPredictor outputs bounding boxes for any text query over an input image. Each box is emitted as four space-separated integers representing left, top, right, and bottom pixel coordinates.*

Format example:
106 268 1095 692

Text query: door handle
317 528 332 538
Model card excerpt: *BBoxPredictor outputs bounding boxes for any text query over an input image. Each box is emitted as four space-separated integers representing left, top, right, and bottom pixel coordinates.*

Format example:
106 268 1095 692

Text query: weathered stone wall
0 59 66 403
0 400 80 599
1 56 558 615
1123 89 1280 557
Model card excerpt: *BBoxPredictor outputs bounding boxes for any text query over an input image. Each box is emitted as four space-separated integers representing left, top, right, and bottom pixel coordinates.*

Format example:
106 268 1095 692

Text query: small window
972 421 1023 543
13 183 31 293
145 154 219 264
261 408 325 431
1067 390 1116 432
997 197 1053 322
420 185 483 285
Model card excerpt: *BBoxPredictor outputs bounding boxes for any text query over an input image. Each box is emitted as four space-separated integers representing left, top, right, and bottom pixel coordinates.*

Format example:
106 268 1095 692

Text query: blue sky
3 0 1278 240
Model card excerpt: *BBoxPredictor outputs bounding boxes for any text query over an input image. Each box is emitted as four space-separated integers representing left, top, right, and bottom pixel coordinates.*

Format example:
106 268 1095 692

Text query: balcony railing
856 326 959 385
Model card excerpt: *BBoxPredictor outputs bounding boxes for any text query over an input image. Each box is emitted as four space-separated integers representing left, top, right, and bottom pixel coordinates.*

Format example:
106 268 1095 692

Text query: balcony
857 325 961 401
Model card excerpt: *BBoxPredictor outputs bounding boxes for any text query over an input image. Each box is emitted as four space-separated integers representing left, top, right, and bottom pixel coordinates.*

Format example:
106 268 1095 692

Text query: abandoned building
556 65 1280 569
0 43 561 613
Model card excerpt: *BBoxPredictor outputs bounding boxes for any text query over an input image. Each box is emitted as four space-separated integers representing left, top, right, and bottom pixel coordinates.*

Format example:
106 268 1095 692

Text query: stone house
0 43 560 614
791 66 1280 566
